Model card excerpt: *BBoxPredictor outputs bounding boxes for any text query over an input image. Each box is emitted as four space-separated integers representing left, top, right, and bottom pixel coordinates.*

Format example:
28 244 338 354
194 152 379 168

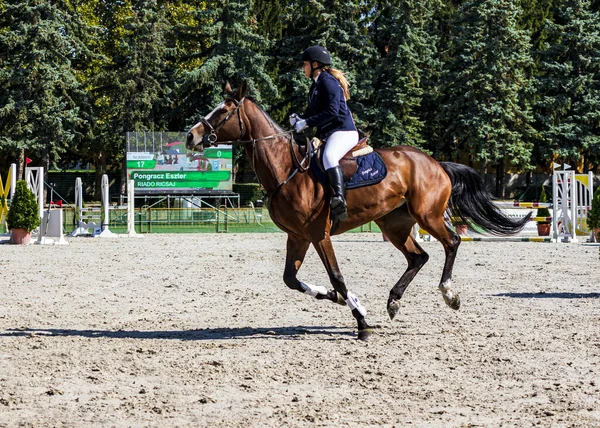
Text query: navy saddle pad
311 148 388 190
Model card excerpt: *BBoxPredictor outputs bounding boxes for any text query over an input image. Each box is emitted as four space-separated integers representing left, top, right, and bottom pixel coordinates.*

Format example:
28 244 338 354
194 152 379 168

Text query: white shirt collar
313 72 323 83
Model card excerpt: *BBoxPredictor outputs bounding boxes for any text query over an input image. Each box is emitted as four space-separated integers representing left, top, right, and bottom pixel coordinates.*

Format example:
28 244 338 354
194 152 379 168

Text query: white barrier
71 175 138 238
95 174 116 238
71 177 97 236
415 167 595 243
25 166 44 221
70 174 116 237
552 170 594 243
126 179 137 236
37 209 69 245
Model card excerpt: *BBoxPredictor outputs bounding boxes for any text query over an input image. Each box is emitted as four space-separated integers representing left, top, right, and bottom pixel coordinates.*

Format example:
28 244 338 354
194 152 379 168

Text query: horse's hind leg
283 233 339 303
311 235 373 340
375 207 430 320
414 213 461 311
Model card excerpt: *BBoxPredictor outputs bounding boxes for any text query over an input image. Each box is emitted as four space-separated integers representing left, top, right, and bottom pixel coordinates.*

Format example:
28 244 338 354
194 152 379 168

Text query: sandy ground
0 232 599 427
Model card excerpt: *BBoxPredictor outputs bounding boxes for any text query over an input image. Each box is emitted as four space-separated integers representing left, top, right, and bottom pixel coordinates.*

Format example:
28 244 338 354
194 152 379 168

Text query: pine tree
251 0 283 40
367 0 441 148
74 0 173 196
0 0 88 171
178 0 277 122
175 0 278 181
535 0 600 171
442 0 534 196
275 0 375 128
519 0 561 54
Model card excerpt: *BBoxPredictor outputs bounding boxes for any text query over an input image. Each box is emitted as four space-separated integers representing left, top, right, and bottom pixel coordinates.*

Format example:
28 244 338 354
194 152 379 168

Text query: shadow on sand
0 325 355 341
492 292 600 299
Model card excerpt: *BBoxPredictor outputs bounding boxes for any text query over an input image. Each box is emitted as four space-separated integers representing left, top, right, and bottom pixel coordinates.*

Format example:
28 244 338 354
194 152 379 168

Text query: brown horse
186 82 530 340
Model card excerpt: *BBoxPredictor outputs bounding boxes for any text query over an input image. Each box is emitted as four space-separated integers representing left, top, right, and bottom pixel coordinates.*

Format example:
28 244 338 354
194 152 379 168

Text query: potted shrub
587 187 600 242
536 186 551 236
7 180 41 244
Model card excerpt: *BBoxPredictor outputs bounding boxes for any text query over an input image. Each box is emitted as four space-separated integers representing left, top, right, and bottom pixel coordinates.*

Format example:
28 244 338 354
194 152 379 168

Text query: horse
186 81 530 340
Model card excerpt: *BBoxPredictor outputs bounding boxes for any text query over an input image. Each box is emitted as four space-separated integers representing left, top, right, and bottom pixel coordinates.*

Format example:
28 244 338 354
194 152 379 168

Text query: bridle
200 96 312 198
200 96 246 147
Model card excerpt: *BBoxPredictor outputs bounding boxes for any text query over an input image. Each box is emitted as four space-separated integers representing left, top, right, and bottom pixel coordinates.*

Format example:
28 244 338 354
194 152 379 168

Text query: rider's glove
294 119 307 133
289 113 300 126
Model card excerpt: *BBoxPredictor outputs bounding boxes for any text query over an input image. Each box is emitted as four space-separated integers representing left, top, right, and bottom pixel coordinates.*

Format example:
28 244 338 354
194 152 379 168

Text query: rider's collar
313 72 323 83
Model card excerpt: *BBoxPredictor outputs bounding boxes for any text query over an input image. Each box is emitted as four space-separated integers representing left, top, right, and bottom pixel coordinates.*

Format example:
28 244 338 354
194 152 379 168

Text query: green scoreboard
126 132 233 195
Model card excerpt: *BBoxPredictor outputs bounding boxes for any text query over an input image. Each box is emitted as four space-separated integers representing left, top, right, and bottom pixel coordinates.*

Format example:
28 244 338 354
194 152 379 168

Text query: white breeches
323 130 359 170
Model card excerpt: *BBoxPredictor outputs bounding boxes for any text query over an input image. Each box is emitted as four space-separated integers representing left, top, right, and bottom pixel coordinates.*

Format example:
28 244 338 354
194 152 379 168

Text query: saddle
311 137 373 180
309 137 387 190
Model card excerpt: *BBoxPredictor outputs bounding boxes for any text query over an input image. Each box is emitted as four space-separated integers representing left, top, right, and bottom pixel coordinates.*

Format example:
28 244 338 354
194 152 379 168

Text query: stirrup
330 197 348 222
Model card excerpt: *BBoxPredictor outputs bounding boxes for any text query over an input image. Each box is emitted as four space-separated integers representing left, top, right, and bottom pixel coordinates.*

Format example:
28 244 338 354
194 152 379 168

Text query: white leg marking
300 281 328 298
345 291 367 317
439 279 456 302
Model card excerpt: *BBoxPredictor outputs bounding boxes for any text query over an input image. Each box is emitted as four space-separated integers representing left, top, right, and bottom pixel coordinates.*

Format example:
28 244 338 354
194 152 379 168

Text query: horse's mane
244 96 284 134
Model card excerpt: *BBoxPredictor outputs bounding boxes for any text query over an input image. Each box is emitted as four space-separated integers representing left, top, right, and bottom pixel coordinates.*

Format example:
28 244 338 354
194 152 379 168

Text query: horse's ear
222 81 233 94
238 80 249 100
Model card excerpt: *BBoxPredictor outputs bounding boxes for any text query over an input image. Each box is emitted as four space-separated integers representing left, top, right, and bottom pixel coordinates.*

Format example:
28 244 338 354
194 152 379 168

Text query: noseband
201 96 245 147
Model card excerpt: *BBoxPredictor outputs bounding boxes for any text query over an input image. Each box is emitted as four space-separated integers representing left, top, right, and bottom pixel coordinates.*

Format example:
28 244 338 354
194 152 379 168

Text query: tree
534 0 600 172
7 180 40 233
367 0 441 148
273 0 375 130
176 0 278 181
178 0 277 118
0 0 88 178
92 0 173 195
441 0 534 197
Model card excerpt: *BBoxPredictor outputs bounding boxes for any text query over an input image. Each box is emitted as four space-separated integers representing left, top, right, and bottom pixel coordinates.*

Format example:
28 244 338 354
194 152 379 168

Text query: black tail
439 162 531 235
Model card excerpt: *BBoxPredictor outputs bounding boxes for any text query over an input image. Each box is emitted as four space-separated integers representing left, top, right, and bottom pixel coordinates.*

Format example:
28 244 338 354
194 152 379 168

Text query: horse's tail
439 162 531 235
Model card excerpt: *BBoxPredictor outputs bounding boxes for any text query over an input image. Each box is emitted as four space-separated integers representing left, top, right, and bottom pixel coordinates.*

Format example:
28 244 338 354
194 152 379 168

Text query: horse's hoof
387 299 401 321
357 328 373 341
444 292 461 310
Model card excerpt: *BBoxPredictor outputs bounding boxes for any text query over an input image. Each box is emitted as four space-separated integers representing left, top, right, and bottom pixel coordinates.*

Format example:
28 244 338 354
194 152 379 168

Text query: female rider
290 45 358 225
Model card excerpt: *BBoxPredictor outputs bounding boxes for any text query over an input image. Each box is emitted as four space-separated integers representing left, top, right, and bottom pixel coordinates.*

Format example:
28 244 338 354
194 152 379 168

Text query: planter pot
537 223 551 236
455 224 468 236
10 228 32 245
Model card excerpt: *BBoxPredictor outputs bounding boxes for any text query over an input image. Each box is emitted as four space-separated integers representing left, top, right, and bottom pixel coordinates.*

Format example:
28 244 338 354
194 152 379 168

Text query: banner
126 132 233 194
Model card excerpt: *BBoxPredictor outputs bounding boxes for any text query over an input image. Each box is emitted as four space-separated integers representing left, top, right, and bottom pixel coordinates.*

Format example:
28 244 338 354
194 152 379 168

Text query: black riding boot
326 166 348 225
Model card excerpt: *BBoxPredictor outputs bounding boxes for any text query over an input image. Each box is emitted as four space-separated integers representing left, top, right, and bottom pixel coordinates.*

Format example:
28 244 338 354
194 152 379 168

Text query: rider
290 45 358 224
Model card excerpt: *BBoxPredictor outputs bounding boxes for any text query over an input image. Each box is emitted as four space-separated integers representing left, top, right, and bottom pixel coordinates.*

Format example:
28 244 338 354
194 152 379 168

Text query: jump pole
95 174 117 238
126 179 137 236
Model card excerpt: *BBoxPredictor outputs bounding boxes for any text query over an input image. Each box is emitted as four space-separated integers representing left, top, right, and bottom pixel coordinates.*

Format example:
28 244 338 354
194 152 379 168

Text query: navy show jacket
303 71 357 140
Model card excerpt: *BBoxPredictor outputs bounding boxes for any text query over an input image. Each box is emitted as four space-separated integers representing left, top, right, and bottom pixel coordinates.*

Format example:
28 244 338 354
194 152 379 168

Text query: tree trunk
495 159 505 199
16 149 25 181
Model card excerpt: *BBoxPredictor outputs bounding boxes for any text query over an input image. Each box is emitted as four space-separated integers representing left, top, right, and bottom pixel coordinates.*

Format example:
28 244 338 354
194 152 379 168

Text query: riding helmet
301 45 331 65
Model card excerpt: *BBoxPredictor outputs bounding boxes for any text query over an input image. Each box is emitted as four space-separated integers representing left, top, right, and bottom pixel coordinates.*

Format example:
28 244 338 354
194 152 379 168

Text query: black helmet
301 45 331 66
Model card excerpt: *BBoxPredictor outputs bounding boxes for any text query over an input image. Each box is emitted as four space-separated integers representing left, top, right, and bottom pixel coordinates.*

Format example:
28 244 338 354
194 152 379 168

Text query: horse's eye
219 108 228 114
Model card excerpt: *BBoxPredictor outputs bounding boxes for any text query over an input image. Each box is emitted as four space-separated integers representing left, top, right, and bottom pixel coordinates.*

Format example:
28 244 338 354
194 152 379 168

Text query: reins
201 96 312 199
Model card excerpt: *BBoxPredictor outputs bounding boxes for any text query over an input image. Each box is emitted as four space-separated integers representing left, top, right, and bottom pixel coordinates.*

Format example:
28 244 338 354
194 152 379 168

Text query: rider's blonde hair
324 67 350 100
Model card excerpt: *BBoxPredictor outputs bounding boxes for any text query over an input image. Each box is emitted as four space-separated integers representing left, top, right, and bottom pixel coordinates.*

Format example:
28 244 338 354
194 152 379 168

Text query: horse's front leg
312 236 373 340
283 233 339 304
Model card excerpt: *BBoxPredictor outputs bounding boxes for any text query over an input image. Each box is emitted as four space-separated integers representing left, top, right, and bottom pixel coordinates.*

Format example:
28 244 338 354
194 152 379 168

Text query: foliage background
0 0 599 198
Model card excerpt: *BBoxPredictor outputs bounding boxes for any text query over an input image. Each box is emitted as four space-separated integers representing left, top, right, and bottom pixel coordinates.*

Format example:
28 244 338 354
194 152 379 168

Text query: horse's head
186 81 249 151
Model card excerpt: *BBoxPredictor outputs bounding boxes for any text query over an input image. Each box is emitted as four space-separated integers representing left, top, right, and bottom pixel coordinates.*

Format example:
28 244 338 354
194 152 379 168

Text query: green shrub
233 183 264 206
7 180 41 232
536 186 551 224
588 187 600 229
